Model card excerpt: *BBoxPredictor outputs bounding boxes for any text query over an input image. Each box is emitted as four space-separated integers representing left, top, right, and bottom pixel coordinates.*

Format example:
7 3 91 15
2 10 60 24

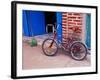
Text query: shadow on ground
22 42 91 70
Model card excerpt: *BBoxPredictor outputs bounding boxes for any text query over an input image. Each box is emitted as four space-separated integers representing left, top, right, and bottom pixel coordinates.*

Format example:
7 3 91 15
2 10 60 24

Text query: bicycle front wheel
42 38 58 56
70 42 87 61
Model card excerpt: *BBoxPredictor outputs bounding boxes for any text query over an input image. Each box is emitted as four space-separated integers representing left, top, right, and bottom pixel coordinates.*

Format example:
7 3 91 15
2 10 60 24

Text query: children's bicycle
42 23 87 61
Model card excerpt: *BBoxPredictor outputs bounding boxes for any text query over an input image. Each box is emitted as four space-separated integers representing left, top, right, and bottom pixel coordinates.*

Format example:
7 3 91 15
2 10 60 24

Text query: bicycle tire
42 38 58 56
70 41 87 61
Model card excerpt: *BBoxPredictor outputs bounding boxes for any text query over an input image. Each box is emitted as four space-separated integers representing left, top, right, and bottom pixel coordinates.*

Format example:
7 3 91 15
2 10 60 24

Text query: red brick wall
62 12 83 42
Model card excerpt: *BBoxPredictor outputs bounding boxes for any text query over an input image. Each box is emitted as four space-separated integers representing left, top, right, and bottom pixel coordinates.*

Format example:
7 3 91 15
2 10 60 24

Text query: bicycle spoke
70 42 87 60
42 39 58 56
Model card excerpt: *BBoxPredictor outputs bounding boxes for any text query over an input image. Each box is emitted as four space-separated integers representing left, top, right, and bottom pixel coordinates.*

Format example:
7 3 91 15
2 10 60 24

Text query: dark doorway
45 12 56 33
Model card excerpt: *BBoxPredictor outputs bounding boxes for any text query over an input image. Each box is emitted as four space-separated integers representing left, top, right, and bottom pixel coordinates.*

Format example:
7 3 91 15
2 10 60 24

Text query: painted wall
23 10 45 37
23 10 30 36
86 14 91 49
56 12 62 42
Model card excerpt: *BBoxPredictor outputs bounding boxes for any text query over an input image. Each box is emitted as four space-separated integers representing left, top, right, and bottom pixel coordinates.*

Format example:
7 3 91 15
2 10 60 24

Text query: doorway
45 12 57 33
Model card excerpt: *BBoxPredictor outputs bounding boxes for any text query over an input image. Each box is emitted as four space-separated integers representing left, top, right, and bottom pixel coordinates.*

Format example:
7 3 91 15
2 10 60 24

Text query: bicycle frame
48 23 83 52
42 23 88 60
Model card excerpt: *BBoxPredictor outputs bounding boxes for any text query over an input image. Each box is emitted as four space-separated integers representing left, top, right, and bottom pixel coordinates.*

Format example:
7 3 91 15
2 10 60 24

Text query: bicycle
42 23 87 61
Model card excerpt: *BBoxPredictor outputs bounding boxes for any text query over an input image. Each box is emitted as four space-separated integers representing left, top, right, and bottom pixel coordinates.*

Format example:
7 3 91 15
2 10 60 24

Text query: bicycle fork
49 32 56 48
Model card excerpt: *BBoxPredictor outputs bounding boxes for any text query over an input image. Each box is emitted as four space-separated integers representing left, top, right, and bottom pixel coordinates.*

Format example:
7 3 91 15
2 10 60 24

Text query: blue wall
23 10 45 36
86 14 91 49
56 12 62 42
23 11 30 36
23 11 62 42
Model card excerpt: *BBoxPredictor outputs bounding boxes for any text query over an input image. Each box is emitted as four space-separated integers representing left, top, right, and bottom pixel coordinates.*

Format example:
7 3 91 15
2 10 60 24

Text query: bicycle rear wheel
42 38 58 56
70 41 87 61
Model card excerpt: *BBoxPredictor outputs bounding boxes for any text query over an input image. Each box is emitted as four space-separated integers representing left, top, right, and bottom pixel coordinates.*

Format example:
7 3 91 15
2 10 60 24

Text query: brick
62 18 67 20
62 28 67 30
62 34 66 36
62 15 67 17
62 38 66 40
62 34 66 38
62 32 67 34
67 25 73 27
62 34 67 36
77 22 82 25
77 17 83 19
68 13 73 15
68 16 76 19
62 38 66 39
63 24 67 26
62 37 67 40
62 14 67 16
68 22 76 25
62 12 67 14
62 26 66 28
62 19 67 21
62 20 67 23
62 36 67 38
62 30 67 32
62 29 66 32
73 20 82 22
62 23 67 26
62 23 67 24
68 27 73 30
62 17 68 19
68 24 75 26
62 33 67 35
63 34 66 36
73 13 81 16
73 26 82 27
62 40 66 42
68 19 72 21
62 26 67 28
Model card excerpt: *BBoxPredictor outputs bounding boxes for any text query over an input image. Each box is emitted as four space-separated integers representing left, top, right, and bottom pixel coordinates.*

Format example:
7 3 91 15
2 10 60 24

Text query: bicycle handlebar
46 23 62 33
46 23 81 34
53 23 62 32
